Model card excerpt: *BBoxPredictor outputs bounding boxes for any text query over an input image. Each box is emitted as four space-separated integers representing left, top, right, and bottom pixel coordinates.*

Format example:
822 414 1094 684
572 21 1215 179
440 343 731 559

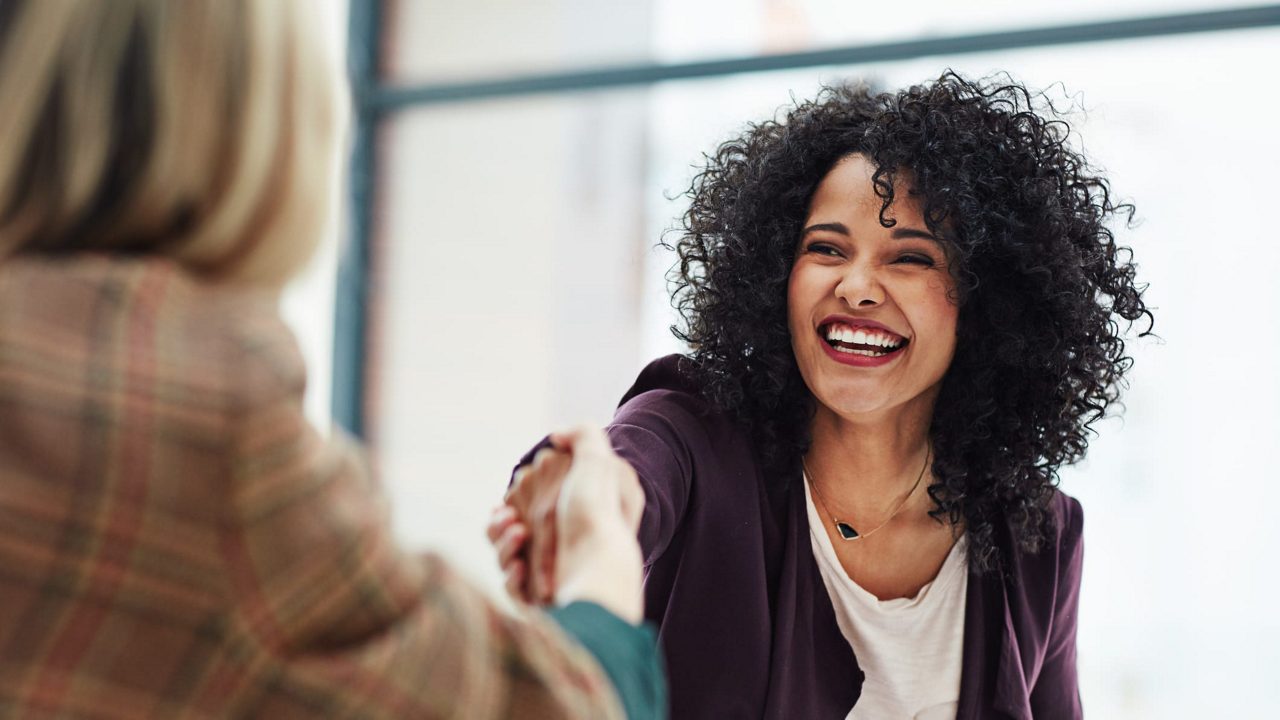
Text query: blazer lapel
957 563 1033 720
994 592 1033 719
766 476 863 719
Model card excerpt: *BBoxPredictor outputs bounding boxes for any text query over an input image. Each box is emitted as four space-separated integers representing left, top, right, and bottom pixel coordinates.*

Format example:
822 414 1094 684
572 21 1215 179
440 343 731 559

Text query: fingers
546 427 646 621
504 557 528 601
553 427 633 518
547 427 579 450
530 520 558 604
531 446 555 470
490 505 535 602
487 505 518 543
534 448 572 482
507 447 572 605
495 521 528 568
548 425 611 455
527 482 562 604
508 447 570 505
510 430 637 607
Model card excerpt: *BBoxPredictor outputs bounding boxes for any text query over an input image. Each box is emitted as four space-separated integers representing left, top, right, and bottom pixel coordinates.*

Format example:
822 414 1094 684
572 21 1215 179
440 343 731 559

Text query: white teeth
824 324 904 349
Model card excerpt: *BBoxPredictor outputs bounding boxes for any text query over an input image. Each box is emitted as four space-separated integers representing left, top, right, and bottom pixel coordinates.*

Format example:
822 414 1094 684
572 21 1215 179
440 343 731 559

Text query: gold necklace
803 447 930 542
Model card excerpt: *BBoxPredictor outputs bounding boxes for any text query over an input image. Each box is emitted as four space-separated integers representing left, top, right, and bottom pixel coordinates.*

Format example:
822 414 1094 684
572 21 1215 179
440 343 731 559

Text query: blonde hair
0 0 344 285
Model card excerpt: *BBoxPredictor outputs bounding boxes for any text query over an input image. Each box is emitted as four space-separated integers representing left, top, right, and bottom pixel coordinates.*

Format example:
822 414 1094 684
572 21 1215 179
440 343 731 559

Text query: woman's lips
817 330 907 367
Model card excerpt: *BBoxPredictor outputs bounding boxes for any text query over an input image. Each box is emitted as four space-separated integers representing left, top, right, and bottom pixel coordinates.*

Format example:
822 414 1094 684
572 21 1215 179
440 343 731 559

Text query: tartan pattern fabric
0 256 625 719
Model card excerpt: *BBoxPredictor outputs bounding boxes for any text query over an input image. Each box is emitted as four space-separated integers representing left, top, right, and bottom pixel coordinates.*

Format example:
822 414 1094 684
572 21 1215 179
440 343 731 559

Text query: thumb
548 425 611 456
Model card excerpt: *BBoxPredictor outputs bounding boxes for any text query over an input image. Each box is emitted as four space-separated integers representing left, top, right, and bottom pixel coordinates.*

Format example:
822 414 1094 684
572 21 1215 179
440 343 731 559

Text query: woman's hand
487 504 535 602
491 427 645 623
495 446 568 604
547 426 645 622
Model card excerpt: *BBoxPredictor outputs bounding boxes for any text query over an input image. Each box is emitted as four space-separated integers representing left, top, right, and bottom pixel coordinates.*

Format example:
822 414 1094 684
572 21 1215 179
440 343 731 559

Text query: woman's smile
817 316 909 366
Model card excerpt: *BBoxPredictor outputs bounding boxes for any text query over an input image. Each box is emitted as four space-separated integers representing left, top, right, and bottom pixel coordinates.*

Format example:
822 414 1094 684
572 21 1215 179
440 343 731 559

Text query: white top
804 479 968 720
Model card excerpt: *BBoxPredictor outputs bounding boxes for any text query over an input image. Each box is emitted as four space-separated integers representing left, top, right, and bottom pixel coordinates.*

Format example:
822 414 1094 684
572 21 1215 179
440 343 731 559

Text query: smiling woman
671 74 1151 570
495 71 1152 719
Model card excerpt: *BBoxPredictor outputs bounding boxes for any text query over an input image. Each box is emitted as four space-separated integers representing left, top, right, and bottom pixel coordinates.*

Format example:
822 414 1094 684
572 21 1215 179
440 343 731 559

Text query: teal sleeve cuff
548 601 667 720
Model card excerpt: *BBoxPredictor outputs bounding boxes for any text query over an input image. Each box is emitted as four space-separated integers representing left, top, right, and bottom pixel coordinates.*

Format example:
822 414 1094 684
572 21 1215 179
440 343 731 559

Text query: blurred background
290 2 1280 716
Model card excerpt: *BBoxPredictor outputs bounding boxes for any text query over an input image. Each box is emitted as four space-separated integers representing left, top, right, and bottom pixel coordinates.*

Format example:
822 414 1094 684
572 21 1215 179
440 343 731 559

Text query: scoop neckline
803 475 967 612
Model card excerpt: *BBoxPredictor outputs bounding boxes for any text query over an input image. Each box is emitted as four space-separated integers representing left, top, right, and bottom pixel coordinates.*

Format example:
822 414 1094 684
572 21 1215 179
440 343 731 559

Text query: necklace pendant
835 521 860 541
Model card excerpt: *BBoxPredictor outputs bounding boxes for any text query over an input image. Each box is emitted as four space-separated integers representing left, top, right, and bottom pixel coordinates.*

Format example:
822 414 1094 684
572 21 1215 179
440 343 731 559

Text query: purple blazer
524 355 1083 719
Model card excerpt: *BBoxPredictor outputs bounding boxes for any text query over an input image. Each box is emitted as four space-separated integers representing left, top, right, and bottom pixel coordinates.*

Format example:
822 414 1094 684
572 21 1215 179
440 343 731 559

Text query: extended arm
220 346 656 718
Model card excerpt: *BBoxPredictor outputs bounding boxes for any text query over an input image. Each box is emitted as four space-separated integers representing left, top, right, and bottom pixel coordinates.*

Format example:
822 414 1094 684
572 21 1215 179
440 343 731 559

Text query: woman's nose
834 263 885 308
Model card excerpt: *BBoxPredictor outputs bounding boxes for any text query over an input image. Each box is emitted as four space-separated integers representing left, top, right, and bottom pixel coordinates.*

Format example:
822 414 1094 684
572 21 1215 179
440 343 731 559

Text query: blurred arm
219 341 638 719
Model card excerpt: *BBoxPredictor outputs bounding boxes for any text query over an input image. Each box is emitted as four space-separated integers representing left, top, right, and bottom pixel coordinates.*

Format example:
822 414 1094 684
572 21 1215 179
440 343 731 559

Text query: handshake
488 427 647 624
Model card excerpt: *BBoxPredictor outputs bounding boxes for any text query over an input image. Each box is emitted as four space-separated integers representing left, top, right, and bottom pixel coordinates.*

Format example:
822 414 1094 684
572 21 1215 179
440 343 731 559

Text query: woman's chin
809 379 943 425
812 390 896 421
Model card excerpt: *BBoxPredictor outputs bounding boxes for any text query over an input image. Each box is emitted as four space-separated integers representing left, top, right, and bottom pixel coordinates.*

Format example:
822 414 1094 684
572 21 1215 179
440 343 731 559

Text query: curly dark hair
668 71 1152 572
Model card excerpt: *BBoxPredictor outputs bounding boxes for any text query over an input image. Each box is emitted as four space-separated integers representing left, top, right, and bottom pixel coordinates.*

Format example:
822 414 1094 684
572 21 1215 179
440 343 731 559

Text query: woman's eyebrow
801 222 849 236
891 226 942 243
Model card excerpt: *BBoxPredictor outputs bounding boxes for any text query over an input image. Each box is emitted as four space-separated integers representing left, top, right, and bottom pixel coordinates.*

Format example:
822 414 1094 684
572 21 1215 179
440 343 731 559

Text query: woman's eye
805 242 841 257
894 253 935 266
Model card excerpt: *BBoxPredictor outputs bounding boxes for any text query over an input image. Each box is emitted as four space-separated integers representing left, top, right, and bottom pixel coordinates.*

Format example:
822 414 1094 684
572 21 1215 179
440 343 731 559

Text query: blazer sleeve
605 389 704 567
218 330 630 720
1029 494 1085 718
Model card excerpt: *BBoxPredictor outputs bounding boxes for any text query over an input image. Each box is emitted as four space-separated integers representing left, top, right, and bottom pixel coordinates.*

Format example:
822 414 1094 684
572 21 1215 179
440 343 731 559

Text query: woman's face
787 155 959 423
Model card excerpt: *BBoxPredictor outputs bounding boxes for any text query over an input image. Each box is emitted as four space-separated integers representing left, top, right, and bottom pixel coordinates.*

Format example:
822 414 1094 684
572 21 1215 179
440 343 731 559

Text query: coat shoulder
0 255 304 418
612 354 753 467
1046 489 1084 553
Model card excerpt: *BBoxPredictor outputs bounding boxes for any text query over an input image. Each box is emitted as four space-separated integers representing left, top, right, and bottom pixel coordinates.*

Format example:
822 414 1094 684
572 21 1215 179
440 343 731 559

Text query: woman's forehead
809 157 928 225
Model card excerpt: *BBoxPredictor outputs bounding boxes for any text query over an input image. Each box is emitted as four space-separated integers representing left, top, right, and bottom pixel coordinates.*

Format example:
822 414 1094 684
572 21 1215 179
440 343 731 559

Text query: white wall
280 0 348 431
372 0 655 594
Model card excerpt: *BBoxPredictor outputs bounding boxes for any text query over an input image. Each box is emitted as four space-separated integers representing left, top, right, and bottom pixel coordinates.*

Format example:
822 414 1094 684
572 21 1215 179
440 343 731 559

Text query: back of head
0 0 344 286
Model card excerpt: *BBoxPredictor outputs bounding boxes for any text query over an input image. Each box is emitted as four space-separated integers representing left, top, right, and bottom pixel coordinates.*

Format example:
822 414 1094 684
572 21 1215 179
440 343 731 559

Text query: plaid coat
0 256 625 719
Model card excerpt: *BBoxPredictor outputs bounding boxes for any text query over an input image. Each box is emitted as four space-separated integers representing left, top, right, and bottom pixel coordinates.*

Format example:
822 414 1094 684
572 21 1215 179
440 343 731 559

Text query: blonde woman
0 2 661 718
